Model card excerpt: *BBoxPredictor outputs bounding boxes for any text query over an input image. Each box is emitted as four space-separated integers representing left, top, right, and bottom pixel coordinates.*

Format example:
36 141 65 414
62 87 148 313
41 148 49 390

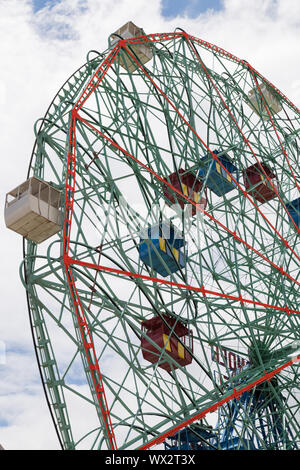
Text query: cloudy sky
0 0 299 450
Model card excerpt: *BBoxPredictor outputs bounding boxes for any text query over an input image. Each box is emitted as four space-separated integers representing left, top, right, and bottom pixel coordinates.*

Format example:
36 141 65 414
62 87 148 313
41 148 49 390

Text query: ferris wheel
5 22 300 450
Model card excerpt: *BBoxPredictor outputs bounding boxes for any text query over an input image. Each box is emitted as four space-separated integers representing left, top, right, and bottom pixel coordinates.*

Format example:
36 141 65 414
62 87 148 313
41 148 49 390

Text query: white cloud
0 0 299 450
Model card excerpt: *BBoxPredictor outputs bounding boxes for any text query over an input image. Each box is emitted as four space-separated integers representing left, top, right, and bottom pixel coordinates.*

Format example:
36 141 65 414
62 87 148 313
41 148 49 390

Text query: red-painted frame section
62 31 300 450
64 261 118 448
64 256 300 316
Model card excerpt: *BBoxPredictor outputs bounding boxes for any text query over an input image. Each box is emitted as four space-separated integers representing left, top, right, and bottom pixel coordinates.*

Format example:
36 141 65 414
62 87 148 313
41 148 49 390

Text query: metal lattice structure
18 28 300 450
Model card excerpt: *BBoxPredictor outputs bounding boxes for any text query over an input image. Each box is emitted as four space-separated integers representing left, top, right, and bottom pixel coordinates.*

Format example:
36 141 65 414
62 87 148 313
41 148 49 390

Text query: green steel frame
20 30 300 450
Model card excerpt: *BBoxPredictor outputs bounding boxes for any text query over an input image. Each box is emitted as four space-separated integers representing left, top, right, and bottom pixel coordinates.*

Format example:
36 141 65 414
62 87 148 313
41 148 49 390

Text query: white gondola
248 82 282 120
5 176 62 244
111 21 153 73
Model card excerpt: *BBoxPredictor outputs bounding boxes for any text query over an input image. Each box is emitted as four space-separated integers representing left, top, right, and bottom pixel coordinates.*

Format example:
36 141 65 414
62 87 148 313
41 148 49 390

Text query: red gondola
243 162 278 203
141 314 193 371
163 169 207 215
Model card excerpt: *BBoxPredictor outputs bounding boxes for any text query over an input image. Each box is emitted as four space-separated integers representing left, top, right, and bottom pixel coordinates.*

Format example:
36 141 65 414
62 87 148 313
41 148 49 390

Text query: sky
0 0 299 450
161 0 223 17
33 0 224 16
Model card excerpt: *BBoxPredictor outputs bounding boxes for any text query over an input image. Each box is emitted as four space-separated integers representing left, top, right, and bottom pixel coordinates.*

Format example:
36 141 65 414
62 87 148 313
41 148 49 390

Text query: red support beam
64 264 117 449
64 256 300 316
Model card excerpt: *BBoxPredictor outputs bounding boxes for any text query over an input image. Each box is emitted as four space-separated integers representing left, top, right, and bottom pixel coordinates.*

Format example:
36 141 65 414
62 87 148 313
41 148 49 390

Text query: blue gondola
198 150 238 196
139 222 186 277
164 424 216 450
286 197 300 228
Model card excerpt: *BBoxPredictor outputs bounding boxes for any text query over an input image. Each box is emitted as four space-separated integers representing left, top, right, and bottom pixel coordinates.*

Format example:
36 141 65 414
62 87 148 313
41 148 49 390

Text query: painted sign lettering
211 345 247 371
